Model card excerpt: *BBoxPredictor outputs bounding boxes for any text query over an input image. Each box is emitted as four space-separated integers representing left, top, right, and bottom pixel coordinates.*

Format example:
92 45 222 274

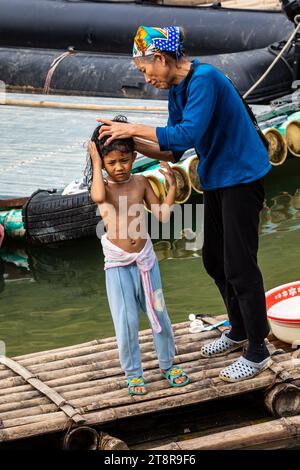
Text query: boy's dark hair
84 115 135 192
91 115 135 158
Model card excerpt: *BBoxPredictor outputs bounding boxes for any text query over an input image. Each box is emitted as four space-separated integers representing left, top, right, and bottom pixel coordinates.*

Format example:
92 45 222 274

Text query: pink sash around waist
101 234 162 333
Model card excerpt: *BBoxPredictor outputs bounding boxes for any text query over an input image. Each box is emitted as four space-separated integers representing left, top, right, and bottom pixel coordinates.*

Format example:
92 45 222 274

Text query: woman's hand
97 117 134 145
158 162 176 188
88 141 102 168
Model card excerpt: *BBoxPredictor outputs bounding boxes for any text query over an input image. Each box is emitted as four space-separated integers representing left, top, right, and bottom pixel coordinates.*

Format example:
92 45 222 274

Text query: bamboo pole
167 165 192 204
178 156 203 195
62 426 100 450
0 356 85 425
163 0 280 8
98 432 129 451
264 128 288 166
221 0 280 9
2 98 167 113
285 120 300 157
264 383 300 417
150 415 300 450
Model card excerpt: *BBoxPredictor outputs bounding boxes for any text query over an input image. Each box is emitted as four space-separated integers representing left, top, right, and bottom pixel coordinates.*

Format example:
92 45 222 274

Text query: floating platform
0 315 300 449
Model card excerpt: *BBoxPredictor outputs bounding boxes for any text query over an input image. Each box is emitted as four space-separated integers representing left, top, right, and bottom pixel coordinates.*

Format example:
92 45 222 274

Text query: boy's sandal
200 332 248 358
127 376 147 395
219 356 273 383
162 366 190 387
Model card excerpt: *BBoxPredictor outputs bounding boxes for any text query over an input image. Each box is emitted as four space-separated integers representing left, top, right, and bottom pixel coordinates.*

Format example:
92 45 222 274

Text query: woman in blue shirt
98 26 273 382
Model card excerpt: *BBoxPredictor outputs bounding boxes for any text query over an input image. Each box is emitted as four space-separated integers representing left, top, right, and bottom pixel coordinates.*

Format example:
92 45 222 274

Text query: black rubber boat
0 0 293 56
0 41 294 102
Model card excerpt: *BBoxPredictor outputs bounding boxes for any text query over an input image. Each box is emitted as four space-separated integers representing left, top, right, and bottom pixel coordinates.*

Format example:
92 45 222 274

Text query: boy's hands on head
159 162 176 188
88 141 102 169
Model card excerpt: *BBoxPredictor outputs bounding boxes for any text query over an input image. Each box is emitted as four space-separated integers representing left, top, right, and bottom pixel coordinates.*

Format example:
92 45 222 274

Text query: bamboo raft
1 314 300 449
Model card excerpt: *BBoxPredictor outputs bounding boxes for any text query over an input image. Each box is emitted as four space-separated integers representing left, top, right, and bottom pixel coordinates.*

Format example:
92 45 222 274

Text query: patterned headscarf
133 26 183 60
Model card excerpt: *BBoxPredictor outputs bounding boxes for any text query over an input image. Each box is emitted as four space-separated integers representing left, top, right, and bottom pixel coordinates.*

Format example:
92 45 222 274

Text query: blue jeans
105 258 175 378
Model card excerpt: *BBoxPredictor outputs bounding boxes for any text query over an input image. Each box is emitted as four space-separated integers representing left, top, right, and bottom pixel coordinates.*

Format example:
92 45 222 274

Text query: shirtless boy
87 117 190 395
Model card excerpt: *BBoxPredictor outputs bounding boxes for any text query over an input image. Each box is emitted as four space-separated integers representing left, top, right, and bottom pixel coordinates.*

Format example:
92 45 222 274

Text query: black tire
22 189 102 244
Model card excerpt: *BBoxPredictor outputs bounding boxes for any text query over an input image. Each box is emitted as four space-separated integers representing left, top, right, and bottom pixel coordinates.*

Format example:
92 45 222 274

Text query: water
1 94 300 357
0 93 168 197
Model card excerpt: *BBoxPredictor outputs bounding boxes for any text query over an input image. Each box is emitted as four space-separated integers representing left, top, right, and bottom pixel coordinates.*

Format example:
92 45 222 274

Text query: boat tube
0 0 293 56
0 42 294 102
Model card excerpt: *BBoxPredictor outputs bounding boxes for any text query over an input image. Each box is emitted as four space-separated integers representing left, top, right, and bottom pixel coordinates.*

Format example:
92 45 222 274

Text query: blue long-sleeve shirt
156 60 272 191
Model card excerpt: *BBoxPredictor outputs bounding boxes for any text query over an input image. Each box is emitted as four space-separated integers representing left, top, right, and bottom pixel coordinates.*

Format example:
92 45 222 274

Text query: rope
243 14 300 99
43 48 76 94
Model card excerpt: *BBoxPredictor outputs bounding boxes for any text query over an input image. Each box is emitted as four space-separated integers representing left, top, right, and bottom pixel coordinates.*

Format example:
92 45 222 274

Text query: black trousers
202 177 270 344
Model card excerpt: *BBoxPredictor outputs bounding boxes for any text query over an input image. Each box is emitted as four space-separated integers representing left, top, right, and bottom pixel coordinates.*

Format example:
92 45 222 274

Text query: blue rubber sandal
127 376 147 395
162 366 190 387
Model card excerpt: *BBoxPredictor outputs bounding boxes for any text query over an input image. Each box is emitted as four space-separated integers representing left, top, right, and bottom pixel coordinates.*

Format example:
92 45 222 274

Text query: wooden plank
3 98 168 113
163 0 280 8
0 356 85 425
150 415 300 450
0 197 29 209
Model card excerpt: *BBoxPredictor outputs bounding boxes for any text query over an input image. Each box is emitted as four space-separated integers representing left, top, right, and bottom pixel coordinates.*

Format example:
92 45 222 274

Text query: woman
98 25 273 382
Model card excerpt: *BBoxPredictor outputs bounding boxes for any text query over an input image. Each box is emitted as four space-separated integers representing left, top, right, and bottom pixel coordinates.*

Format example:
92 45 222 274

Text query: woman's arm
143 162 176 223
96 118 183 162
156 70 217 153
88 142 106 203
97 68 217 156
97 119 158 145
134 137 175 162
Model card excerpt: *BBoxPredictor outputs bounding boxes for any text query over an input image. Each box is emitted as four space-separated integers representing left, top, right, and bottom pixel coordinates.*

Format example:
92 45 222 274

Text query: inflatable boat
0 41 295 102
0 0 293 56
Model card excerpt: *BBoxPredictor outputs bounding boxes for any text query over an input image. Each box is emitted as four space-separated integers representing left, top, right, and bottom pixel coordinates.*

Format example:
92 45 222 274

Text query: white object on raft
61 177 88 196
266 281 300 345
